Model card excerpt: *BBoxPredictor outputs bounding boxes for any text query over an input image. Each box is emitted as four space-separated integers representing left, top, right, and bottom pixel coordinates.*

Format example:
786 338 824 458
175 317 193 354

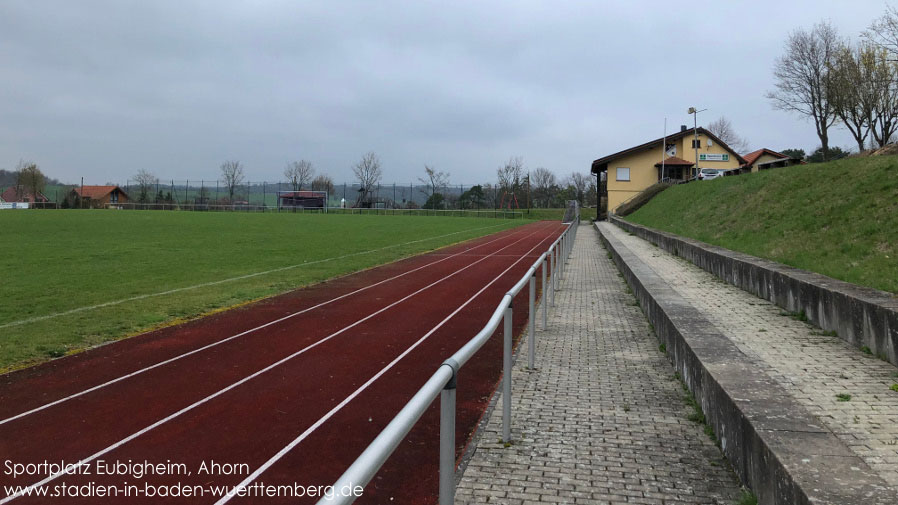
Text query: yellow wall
607 144 665 211
750 153 783 172
606 131 741 212
678 132 742 171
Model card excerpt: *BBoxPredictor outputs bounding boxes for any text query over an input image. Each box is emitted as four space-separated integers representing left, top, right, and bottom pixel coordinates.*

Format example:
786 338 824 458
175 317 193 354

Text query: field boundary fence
316 217 579 505
23 179 594 213
96 203 524 219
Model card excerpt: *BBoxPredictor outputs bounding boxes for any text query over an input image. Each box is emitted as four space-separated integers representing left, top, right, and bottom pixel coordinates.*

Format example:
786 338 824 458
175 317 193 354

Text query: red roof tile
1 186 49 203
279 191 327 198
654 156 694 167
742 148 789 167
74 185 124 199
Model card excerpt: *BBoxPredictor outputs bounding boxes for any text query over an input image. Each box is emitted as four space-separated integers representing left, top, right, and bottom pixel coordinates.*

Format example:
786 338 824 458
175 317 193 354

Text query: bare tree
309 174 335 195
530 167 556 208
133 169 158 203
418 165 450 209
707 117 750 153
15 160 45 203
827 42 877 151
496 156 524 207
870 47 898 147
585 178 598 207
480 183 499 209
566 172 590 207
352 152 383 206
284 160 314 191
220 160 244 203
766 21 841 160
863 5 898 57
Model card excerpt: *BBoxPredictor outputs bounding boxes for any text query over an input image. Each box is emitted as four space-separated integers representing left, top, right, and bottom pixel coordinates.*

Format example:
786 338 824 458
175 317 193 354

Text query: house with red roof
70 185 130 208
740 148 803 173
590 126 746 213
0 186 49 204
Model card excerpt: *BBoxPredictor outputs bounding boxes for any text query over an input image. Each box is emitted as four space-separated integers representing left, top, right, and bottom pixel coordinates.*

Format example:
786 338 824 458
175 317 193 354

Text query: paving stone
456 227 742 504
600 222 898 487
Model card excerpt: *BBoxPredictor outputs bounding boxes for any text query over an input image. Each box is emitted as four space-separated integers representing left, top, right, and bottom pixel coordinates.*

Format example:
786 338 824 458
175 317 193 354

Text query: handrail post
541 258 547 329
558 234 566 281
556 244 562 284
502 304 513 443
439 360 458 505
528 274 535 369
549 249 555 307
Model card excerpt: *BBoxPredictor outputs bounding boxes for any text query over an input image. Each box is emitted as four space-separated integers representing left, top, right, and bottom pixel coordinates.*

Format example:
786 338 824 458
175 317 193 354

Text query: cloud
0 1 887 183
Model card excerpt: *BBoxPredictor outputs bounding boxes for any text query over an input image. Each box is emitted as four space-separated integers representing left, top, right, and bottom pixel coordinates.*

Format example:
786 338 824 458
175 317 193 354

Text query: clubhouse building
590 126 746 213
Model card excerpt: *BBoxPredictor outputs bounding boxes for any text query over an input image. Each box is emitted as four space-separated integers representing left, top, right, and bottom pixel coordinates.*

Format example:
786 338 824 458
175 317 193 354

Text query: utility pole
687 107 707 180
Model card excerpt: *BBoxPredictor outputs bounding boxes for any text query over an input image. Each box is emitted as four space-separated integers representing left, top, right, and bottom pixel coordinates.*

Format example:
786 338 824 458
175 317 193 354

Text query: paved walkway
456 227 743 504
598 222 898 487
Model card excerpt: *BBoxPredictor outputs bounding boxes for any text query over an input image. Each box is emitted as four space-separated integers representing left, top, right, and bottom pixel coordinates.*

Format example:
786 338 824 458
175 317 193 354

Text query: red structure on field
277 190 327 209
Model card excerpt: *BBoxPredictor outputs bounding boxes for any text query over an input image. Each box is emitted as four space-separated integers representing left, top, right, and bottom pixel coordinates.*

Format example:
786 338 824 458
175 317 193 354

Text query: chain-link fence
18 179 597 219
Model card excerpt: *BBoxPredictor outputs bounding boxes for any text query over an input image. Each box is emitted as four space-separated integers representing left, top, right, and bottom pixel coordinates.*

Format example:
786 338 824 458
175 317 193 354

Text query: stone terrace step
598 221 897 504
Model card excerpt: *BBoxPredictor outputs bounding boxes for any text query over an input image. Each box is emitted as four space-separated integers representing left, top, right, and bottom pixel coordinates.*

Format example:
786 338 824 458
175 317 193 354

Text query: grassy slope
0 211 526 370
627 155 898 294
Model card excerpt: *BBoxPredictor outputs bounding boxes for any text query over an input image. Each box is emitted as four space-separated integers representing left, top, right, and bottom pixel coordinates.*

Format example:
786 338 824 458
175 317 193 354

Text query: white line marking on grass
0 222 514 330
0 224 532 426
0 224 550 504
214 224 558 503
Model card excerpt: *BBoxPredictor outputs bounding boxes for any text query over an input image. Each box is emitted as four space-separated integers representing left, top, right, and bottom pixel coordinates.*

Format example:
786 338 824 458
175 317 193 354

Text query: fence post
503 303 513 443
542 258 548 329
439 364 457 505
528 274 535 369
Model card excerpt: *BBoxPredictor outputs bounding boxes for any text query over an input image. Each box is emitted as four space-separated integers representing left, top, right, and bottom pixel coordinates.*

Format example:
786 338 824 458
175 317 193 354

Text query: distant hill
626 155 898 294
0 169 64 190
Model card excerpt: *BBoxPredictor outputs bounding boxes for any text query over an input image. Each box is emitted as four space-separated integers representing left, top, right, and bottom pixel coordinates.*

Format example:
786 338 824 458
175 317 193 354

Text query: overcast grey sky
0 1 890 184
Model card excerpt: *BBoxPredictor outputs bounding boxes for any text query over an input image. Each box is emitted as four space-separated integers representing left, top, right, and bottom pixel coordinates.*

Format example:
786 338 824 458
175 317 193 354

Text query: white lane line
215 225 558 503
0 224 533 426
0 223 550 504
0 222 515 330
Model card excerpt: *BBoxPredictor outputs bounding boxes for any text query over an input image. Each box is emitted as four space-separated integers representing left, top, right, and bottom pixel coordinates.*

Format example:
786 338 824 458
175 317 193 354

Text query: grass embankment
0 212 526 371
627 155 898 294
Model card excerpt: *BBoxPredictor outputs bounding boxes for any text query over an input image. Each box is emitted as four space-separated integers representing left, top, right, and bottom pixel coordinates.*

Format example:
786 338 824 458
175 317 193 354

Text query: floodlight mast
688 107 707 179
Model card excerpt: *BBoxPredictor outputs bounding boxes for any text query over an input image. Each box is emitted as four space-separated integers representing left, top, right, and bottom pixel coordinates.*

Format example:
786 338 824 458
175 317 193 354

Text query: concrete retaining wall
596 223 894 504
609 215 898 367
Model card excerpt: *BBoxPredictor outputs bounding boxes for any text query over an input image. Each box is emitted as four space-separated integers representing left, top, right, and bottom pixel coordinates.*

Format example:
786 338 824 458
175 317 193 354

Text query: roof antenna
661 118 667 181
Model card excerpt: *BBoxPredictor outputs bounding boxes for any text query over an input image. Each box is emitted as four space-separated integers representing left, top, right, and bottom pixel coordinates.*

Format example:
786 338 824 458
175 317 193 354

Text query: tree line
768 6 898 160
128 152 596 210
4 151 595 210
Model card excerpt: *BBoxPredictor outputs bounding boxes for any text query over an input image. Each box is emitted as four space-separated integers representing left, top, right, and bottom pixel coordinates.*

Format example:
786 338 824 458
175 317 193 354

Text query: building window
691 139 701 149
111 191 118 203
616 167 630 181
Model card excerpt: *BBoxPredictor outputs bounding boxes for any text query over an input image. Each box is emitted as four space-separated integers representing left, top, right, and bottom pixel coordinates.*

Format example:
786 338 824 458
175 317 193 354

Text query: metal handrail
319 217 579 505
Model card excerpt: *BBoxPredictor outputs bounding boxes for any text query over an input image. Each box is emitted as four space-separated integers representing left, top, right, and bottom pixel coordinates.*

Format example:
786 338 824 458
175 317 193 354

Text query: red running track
0 220 565 504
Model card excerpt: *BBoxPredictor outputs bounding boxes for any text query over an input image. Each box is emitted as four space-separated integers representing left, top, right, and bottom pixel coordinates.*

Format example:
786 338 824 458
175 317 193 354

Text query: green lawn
0 211 528 370
627 155 898 294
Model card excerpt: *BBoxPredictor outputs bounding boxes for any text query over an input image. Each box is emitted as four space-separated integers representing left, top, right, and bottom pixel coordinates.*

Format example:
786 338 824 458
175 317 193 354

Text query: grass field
0 211 530 371
627 155 898 294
